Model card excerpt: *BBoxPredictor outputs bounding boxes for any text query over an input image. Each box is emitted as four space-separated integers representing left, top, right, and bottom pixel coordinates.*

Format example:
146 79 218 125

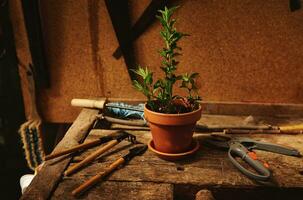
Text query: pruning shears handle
228 142 271 181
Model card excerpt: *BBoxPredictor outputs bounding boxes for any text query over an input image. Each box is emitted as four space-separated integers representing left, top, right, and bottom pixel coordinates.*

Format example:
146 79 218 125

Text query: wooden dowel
64 140 119 176
45 139 102 160
72 157 125 196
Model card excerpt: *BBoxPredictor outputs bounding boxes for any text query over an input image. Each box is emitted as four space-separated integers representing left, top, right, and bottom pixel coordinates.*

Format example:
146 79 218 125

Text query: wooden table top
21 109 303 200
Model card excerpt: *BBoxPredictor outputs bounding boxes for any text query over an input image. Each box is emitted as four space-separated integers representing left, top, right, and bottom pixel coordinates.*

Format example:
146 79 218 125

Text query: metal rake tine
127 134 137 144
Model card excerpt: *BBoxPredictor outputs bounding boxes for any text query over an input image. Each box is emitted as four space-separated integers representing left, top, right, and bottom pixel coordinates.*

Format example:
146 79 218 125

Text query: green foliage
132 6 201 113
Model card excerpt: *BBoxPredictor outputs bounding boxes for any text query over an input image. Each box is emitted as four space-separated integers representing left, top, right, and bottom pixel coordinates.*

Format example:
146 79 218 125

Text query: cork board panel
133 0 303 103
11 0 303 122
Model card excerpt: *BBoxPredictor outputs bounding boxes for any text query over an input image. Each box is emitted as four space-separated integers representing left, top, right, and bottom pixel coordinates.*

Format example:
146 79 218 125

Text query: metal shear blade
204 134 231 149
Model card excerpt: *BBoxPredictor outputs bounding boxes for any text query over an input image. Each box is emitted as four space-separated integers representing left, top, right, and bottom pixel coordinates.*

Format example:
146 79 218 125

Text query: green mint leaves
132 6 201 113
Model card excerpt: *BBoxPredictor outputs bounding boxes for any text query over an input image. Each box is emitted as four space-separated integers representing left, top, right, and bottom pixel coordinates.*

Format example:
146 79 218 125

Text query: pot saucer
148 139 200 161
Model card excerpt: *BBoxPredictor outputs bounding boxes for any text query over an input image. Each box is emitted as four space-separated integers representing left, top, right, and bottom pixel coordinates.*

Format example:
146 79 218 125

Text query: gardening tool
72 144 147 196
64 131 136 176
224 124 303 135
204 135 301 181
279 124 303 131
71 98 145 119
19 64 45 171
224 129 303 135
45 131 136 160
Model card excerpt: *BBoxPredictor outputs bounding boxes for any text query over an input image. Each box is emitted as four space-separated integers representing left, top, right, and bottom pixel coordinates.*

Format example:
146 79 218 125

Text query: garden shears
204 135 302 181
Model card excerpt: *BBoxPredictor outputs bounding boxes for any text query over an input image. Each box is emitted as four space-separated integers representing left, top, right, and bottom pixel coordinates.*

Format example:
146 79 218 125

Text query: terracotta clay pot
144 104 202 154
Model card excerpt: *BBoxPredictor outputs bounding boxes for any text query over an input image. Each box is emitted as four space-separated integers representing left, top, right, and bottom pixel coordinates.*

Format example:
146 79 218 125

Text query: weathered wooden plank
20 108 99 200
67 130 303 189
51 179 173 200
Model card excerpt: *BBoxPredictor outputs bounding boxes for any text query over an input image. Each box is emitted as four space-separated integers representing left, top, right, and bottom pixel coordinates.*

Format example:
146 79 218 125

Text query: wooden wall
10 0 303 122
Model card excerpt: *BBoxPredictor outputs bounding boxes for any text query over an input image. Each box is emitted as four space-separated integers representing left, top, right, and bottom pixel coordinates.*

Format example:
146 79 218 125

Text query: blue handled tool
204 135 301 181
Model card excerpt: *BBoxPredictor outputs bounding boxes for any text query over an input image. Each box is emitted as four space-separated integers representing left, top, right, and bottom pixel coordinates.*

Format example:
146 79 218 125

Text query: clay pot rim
144 103 202 117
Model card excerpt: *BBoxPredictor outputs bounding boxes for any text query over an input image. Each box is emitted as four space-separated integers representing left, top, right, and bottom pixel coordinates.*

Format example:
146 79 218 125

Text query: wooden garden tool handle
72 157 125 196
71 98 106 109
224 129 303 135
280 124 303 131
64 140 119 176
44 139 103 161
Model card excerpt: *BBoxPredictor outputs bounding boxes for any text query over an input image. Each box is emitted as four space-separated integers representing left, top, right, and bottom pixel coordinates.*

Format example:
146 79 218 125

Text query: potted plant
132 6 202 156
